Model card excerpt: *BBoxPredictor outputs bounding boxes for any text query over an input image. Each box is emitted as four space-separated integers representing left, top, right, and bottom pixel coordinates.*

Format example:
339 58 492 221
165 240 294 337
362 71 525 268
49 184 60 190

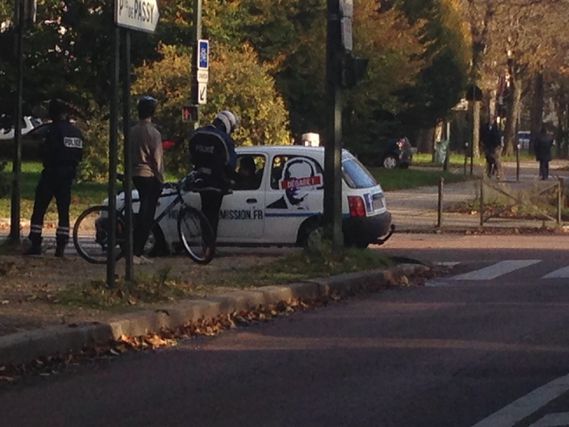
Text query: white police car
127 146 393 254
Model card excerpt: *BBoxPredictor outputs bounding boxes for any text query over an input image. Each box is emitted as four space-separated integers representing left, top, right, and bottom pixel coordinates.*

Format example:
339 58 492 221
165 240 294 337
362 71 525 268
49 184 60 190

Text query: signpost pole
113 0 160 285
122 28 133 282
191 0 203 128
323 0 344 250
107 25 120 289
9 0 24 244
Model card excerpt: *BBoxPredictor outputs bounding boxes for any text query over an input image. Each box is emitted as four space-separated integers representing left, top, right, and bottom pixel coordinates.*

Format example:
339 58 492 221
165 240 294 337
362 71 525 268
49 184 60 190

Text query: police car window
270 155 324 190
235 155 265 191
342 157 377 189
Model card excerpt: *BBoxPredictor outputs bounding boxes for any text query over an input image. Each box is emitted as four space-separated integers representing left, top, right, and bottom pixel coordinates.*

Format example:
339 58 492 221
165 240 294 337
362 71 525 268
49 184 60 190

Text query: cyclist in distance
131 96 163 265
188 110 238 237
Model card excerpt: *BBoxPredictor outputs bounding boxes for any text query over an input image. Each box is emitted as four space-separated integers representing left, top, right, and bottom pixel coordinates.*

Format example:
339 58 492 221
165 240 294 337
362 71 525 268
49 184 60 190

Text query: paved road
3 234 569 426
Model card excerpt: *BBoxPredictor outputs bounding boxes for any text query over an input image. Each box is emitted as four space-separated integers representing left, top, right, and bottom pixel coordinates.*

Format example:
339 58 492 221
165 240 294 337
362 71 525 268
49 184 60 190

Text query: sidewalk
387 160 569 233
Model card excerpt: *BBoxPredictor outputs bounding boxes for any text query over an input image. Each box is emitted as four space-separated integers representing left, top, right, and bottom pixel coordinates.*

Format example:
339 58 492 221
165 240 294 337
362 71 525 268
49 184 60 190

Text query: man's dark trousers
200 190 223 237
29 167 75 248
133 176 162 257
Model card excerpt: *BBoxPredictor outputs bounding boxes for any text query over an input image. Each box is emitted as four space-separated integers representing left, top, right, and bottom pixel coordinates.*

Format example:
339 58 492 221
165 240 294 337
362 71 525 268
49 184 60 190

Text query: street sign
197 69 209 83
341 18 353 52
340 0 353 17
198 39 209 70
198 82 207 105
115 0 160 33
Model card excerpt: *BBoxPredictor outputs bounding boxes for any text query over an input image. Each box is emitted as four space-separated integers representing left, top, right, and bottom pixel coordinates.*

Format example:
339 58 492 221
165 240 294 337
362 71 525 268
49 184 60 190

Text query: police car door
264 154 324 245
216 154 266 243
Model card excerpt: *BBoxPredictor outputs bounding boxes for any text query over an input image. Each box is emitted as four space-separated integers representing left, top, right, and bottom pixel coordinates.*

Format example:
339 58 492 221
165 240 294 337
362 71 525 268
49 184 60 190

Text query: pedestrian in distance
534 124 555 180
188 110 238 237
480 115 503 180
131 96 164 265
24 99 84 257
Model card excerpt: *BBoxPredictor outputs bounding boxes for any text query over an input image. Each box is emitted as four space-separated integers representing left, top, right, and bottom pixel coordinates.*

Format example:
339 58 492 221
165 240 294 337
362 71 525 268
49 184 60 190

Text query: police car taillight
348 196 366 217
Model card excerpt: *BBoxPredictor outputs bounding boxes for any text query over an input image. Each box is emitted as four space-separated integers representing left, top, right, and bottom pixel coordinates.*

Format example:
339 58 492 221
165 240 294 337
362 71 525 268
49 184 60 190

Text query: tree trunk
529 71 544 154
471 100 480 159
415 127 435 154
504 76 523 156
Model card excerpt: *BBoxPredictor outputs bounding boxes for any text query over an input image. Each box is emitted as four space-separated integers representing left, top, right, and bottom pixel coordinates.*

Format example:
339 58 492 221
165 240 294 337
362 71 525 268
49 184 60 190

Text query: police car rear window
342 158 377 189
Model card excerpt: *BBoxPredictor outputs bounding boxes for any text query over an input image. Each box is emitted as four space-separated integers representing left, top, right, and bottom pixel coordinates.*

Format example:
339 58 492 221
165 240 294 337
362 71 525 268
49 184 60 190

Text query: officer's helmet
215 110 239 134
137 96 158 119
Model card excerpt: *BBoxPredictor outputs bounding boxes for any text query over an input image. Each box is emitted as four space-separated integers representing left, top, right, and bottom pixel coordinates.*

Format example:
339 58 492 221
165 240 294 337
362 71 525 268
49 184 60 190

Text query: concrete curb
0 264 429 366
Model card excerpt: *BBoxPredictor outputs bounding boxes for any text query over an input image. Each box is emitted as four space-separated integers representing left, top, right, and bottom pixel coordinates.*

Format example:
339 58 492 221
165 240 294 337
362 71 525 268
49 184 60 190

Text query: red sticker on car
280 175 322 190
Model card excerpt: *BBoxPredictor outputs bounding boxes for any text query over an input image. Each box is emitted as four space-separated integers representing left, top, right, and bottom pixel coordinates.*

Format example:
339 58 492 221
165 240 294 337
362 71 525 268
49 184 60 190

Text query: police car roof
236 145 351 158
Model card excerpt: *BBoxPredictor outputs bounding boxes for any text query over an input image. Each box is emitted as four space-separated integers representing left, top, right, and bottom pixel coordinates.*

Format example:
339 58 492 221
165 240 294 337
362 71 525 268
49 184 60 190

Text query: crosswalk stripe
450 260 541 281
542 266 569 279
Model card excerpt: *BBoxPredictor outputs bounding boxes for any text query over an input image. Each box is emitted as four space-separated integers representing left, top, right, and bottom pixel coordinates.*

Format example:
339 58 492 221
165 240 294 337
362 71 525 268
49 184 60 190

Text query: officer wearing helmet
130 96 163 265
188 110 238 236
24 98 84 256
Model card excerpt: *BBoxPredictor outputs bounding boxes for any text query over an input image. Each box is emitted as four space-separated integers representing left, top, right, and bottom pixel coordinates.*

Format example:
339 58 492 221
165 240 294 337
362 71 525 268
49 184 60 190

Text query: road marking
435 261 460 267
450 260 541 281
542 266 569 279
472 373 569 427
530 412 569 426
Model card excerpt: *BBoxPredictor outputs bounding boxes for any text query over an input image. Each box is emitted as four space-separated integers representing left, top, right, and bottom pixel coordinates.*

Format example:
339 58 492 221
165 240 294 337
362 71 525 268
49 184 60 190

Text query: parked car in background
0 121 48 160
0 116 42 140
379 137 413 169
112 145 394 253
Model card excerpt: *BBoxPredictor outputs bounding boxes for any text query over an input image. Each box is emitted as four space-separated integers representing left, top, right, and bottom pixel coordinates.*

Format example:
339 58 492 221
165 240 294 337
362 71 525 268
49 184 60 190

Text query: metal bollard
437 177 444 228
558 177 564 224
480 178 485 226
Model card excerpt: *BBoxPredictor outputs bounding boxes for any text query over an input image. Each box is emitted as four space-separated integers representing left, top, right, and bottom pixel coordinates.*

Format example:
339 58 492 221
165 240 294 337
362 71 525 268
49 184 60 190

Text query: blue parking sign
198 39 209 70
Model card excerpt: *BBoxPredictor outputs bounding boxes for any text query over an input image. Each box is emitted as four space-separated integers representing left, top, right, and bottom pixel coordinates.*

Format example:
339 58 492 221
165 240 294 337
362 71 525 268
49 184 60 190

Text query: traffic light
341 53 369 89
182 105 199 122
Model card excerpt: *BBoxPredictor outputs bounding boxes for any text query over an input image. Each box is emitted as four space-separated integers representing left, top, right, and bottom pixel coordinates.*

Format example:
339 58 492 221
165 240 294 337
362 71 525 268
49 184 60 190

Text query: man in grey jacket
131 96 163 265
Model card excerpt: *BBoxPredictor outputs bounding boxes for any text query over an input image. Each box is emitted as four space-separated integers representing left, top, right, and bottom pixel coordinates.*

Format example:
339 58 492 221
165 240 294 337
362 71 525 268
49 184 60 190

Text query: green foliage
345 2 426 154
132 43 291 175
78 105 113 182
204 0 327 138
0 161 9 198
367 166 468 191
395 0 470 130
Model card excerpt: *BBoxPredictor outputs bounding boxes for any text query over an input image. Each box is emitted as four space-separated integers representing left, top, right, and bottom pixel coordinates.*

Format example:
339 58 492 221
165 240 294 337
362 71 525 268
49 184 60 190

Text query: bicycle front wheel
177 206 215 264
73 205 125 264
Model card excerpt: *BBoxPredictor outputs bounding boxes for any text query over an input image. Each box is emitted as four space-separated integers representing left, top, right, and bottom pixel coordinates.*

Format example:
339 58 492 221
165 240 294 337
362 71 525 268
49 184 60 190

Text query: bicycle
73 174 216 265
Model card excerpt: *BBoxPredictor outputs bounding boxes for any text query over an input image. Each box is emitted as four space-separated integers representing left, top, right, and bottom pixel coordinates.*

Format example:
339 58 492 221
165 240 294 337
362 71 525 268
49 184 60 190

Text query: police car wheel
383 155 399 169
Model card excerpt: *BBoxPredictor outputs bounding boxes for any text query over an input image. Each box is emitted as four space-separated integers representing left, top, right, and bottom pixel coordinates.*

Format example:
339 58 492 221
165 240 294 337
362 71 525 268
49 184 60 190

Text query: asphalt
1 159 567 367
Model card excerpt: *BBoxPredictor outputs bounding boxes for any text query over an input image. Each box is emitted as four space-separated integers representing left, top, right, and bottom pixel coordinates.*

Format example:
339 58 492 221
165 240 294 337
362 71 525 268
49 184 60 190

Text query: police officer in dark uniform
188 110 238 237
24 99 84 256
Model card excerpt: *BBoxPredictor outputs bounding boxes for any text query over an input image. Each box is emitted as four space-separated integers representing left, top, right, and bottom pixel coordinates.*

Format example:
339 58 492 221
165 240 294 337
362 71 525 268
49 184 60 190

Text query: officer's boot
55 236 68 258
23 234 42 256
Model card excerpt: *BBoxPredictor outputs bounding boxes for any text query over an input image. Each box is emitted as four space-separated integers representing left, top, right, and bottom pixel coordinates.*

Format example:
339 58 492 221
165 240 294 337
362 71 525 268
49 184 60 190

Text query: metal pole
122 29 133 282
9 0 24 243
470 133 474 176
516 144 520 182
107 25 120 288
323 0 343 250
190 0 202 129
437 177 444 229
480 178 485 226
557 178 563 225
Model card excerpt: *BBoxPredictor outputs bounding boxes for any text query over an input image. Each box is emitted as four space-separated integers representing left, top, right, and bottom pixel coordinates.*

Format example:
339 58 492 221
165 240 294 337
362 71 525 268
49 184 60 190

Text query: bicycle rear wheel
73 205 125 264
177 206 215 264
